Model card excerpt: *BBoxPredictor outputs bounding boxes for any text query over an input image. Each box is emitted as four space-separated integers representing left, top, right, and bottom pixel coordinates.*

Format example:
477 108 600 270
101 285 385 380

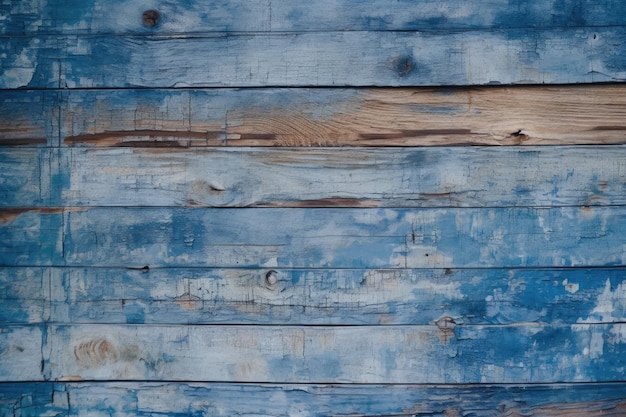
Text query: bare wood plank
2 207 625 268
11 323 621 383
3 28 625 89
3 0 626 35
59 86 626 147
3 381 626 416
12 146 622 208
3 267 623 326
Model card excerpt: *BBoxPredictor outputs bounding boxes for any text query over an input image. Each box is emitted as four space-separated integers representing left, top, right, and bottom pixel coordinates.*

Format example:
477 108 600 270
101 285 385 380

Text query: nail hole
265 270 278 286
142 10 160 27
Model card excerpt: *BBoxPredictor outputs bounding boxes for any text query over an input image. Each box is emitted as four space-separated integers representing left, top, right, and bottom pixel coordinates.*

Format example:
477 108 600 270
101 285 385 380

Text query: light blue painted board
55 207 626 268
0 326 44 382
18 322 626 383
3 146 625 208
2 0 626 35
2 381 626 416
3 28 626 88
0 91 58 146
2 207 625 268
1 267 618 326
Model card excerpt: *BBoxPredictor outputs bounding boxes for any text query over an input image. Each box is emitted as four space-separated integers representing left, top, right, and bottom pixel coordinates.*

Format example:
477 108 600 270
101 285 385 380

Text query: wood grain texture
3 146 626 208
2 28 625 89
2 323 625 383
2 267 625 326
2 382 626 416
59 86 626 147
2 206 623 268
0 91 58 146
3 0 626 35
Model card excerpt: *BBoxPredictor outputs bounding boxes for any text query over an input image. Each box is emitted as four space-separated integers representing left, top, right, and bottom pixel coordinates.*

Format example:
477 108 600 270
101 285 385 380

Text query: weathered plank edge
2 381 626 416
2 146 626 208
2 266 625 326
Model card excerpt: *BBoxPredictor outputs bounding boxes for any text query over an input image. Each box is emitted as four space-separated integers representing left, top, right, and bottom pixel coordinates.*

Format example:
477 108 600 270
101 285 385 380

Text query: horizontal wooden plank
0 268 48 324
2 267 625 326
4 86 626 147
0 326 45 382
3 0 626 35
1 323 623 383
2 382 626 416
3 28 626 89
0 91 58 146
59 86 626 147
1 207 624 268
3 146 626 208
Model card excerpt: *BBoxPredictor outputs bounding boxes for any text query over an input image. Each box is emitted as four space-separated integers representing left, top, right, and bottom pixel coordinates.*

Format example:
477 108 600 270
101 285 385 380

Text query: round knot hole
265 270 278 286
393 55 416 77
142 10 160 27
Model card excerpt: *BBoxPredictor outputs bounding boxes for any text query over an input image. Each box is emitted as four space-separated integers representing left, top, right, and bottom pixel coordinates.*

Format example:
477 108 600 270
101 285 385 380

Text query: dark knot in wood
142 10 160 27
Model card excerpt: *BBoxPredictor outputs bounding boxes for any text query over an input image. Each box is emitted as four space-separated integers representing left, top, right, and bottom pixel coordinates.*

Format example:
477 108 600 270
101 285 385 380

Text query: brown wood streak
60 85 626 147
500 399 626 416
64 130 225 147
256 198 381 207
0 208 85 223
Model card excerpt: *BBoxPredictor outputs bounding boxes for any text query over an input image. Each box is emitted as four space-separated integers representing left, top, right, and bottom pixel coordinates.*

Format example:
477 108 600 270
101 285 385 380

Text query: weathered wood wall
1 1 626 415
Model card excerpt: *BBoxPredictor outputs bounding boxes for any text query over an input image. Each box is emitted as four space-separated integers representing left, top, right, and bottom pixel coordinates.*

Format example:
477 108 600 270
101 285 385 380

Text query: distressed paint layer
0 206 620 268
2 381 626 416
2 267 625 326
2 28 626 88
3 0 626 34
2 146 626 208
2 323 624 383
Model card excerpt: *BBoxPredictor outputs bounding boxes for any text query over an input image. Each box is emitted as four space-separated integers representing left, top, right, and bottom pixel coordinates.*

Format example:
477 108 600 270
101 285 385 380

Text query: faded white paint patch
2 41 38 88
578 279 626 323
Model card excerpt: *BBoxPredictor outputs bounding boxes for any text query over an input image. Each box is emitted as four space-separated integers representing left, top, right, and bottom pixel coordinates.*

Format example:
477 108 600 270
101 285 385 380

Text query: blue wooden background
1 1 626 415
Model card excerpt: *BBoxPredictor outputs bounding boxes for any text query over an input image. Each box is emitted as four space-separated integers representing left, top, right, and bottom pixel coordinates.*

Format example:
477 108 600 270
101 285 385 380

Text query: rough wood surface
60 86 626 147
3 0 626 35
2 382 626 416
4 86 626 147
2 267 625 326
2 28 626 89
2 207 623 268
2 323 625 383
0 91 57 146
3 146 625 208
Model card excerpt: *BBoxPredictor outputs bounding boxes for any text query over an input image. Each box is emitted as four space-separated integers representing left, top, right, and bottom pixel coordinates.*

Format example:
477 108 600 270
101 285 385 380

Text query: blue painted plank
0 91 58 146
0 206 620 268
0 209 63 266
3 28 626 88
3 146 626 208
2 381 626 416
22 322 626 383
2 267 623 326
2 0 626 35
0 383 66 417
0 326 44 382
0 268 48 324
